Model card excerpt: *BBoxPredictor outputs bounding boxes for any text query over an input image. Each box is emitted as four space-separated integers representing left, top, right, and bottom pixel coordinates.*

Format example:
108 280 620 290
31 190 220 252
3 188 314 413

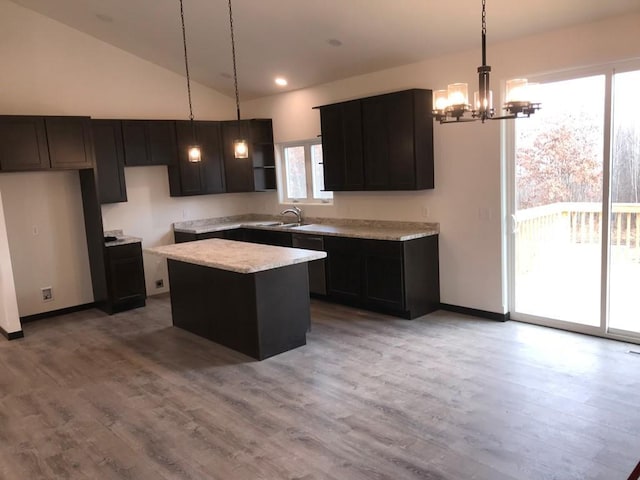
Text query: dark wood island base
168 259 311 360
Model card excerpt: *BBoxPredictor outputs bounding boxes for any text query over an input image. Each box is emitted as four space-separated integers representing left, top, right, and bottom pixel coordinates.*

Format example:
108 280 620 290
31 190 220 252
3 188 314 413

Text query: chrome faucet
280 206 303 224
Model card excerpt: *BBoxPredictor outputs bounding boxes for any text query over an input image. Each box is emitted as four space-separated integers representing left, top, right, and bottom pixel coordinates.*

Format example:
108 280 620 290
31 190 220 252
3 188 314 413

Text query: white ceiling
9 0 640 100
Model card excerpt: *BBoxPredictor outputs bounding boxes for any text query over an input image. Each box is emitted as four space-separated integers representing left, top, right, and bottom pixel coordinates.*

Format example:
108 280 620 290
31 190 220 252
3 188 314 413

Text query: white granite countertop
282 223 437 241
104 229 142 247
145 238 327 274
173 215 439 241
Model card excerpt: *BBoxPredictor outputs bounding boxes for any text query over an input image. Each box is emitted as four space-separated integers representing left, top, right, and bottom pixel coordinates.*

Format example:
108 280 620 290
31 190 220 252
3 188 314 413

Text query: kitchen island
146 239 326 360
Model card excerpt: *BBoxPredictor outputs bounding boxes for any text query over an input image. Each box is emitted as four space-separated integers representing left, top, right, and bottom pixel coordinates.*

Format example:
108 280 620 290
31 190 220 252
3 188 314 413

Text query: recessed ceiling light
327 38 343 47
275 77 288 87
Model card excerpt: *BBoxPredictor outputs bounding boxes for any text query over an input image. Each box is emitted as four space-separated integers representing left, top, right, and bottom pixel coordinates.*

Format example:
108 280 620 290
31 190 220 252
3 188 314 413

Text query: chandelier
433 0 541 124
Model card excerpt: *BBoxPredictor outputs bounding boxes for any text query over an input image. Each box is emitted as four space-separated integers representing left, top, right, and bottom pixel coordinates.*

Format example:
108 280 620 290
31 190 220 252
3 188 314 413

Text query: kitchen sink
278 222 311 228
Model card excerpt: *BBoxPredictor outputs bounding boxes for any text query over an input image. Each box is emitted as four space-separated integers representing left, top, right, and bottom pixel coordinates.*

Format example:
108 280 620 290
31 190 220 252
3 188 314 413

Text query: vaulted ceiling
9 0 640 99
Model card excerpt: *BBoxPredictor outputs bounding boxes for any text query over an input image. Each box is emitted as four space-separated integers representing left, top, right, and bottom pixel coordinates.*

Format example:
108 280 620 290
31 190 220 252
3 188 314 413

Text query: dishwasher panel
291 234 326 295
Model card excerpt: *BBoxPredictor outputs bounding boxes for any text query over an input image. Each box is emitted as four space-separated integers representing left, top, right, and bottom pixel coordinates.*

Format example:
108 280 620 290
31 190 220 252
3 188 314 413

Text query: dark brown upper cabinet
318 100 364 191
0 115 93 171
168 121 226 196
91 120 127 204
249 119 276 192
221 120 255 193
122 120 178 166
0 116 50 171
169 119 275 196
221 119 277 193
316 88 434 191
45 116 94 169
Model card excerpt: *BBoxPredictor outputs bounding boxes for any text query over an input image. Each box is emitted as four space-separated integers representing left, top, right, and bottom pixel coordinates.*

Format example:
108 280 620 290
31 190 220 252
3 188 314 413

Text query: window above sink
277 139 333 205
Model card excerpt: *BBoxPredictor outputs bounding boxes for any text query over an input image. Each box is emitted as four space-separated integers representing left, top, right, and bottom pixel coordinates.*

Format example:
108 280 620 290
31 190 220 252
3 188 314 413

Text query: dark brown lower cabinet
325 235 440 319
171 226 440 319
104 242 146 314
242 229 292 247
174 228 291 246
173 230 226 243
167 259 309 360
363 239 404 311
324 236 363 303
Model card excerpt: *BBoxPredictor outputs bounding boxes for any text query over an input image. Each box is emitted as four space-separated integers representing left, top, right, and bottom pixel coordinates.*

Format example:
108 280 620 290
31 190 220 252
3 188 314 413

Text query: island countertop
145 238 327 274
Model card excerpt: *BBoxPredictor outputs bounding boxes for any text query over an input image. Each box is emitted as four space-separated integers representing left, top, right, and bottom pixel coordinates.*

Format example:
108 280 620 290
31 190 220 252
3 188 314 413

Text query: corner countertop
145 238 327 274
173 215 439 241
104 229 142 247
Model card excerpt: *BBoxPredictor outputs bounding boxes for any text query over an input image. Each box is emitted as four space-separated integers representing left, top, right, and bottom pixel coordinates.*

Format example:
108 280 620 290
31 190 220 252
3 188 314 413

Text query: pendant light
433 0 541 123
179 0 201 162
228 0 248 159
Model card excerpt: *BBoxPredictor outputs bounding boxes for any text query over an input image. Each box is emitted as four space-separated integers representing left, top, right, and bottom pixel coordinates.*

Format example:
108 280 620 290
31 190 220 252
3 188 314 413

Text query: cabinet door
147 120 178 166
122 120 150 166
0 116 50 171
320 101 363 191
362 90 416 190
170 121 205 195
412 89 434 190
385 91 416 189
325 236 362 301
91 120 127 204
222 121 254 192
197 121 225 194
106 243 146 305
45 116 94 169
363 240 405 311
170 121 226 196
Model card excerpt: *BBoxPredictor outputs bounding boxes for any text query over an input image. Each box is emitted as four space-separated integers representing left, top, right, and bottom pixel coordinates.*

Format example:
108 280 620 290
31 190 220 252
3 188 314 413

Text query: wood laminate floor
1 296 639 480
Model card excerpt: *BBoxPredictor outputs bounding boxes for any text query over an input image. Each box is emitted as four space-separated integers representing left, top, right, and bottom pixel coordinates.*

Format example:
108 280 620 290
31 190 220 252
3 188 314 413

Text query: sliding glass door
512 75 605 327
509 64 640 341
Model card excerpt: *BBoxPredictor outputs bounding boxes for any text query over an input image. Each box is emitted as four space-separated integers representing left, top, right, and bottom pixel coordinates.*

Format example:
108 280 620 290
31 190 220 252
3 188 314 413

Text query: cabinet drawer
106 242 142 261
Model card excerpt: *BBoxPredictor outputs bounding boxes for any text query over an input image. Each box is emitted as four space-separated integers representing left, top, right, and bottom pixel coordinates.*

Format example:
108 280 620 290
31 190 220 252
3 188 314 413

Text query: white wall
0 190 21 335
243 13 640 313
0 0 253 316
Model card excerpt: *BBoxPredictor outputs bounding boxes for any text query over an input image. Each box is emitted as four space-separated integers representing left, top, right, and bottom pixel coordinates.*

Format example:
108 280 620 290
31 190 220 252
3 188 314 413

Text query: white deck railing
514 202 640 273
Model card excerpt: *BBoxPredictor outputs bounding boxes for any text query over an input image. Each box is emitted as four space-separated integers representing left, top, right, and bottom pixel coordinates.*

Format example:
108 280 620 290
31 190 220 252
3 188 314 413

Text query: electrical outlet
155 279 164 288
41 287 53 302
421 207 430 219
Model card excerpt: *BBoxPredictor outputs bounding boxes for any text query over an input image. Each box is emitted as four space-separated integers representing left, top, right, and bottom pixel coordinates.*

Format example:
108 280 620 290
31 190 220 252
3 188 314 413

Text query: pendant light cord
179 0 195 122
481 0 487 67
228 0 241 122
